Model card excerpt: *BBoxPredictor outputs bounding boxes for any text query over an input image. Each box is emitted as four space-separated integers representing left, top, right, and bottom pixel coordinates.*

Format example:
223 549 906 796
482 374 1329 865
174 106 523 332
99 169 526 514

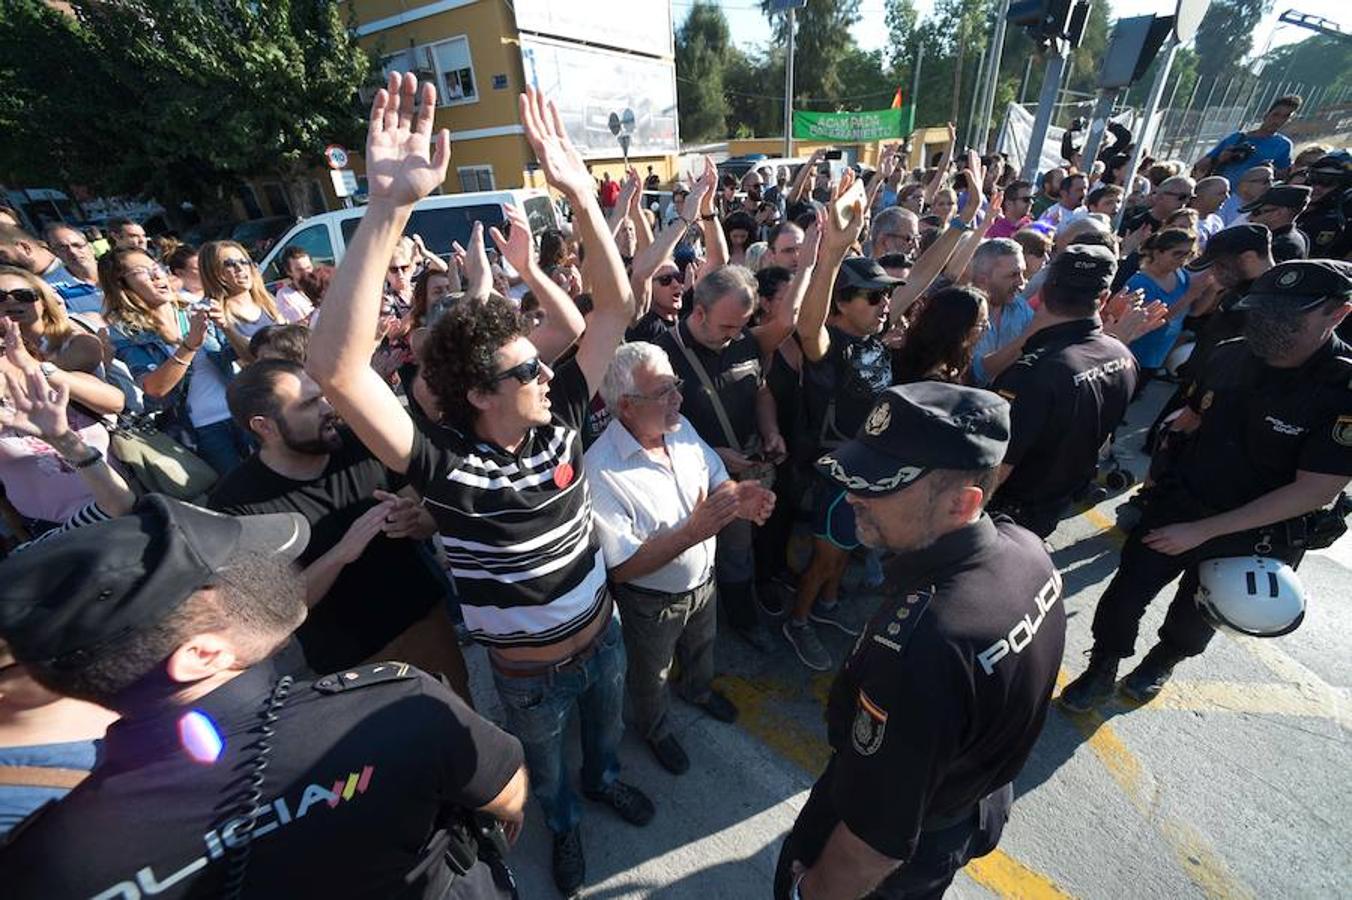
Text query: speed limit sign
324 144 349 170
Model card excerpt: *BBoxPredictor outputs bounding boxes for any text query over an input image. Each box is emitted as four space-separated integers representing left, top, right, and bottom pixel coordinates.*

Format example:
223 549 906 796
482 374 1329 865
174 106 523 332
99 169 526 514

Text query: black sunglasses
864 290 889 306
492 357 543 385
1309 172 1342 187
0 288 39 304
654 273 680 286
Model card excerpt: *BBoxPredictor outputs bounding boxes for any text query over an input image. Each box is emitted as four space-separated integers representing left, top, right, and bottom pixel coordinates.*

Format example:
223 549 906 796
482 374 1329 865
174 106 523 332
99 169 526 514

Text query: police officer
1296 150 1352 261
1241 183 1311 262
1061 260 1352 712
776 383 1065 900
988 244 1139 537
0 495 527 899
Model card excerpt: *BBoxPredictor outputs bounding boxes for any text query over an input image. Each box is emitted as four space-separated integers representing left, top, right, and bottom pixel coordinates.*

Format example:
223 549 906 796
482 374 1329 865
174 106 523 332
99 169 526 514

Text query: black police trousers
1091 491 1303 660
772 762 1012 900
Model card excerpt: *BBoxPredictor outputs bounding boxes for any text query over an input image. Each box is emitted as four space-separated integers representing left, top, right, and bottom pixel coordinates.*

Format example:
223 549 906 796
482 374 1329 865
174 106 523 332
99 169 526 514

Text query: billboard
520 36 679 159
512 0 673 59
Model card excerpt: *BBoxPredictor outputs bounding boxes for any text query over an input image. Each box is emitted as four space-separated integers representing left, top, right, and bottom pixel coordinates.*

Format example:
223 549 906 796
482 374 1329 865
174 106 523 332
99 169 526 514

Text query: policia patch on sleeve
851 690 888 756
1334 415 1352 448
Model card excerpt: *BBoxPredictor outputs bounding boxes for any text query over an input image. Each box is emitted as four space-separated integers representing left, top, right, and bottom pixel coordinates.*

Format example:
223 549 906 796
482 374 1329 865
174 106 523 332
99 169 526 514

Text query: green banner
792 107 911 142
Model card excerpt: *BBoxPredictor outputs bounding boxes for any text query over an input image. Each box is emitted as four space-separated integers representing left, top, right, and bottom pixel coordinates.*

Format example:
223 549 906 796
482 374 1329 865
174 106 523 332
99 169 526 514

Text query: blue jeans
490 614 626 834
192 419 252 476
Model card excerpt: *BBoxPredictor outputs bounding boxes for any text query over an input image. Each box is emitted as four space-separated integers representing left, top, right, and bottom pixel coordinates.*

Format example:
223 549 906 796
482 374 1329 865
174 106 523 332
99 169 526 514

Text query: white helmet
1194 556 1305 637
1163 340 1194 378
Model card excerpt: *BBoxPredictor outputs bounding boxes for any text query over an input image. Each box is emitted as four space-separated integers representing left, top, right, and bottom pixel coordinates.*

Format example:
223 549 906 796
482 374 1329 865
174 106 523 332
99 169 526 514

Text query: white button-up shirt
585 415 729 594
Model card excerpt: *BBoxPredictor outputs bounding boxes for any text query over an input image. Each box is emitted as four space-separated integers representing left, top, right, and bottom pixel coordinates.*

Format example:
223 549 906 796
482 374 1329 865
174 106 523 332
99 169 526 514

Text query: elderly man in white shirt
587 341 774 776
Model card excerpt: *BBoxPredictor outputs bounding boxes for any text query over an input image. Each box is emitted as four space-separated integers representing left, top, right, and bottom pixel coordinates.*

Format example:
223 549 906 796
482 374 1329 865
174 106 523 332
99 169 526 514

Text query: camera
1228 143 1256 162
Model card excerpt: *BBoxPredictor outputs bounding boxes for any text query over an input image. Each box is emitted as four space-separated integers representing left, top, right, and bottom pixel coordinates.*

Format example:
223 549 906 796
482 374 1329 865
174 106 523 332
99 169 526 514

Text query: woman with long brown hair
99 246 248 474
198 240 281 360
892 286 989 385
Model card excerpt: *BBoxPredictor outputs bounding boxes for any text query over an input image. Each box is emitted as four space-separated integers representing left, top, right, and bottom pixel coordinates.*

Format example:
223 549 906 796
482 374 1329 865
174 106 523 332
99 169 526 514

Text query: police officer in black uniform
776 383 1065 900
989 244 1139 537
0 495 527 899
1296 150 1352 261
1241 184 1311 263
1061 260 1352 712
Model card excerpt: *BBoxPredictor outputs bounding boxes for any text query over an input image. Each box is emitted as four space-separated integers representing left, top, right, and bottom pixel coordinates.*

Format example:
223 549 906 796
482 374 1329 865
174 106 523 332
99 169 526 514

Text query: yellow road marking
717 673 1072 898
1078 505 1126 547
1057 668 1254 900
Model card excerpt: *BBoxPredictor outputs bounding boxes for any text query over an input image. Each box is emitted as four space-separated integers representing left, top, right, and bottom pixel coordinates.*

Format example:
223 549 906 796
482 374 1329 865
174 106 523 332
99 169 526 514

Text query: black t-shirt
208 430 441 672
1178 336 1352 512
405 358 609 649
802 325 892 456
811 517 1064 861
657 320 763 450
992 319 1138 506
625 310 675 345
0 652 523 899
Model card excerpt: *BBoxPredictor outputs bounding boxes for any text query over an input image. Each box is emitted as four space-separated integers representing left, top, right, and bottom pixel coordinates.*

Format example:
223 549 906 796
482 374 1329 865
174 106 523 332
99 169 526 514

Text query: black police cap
1239 184 1312 214
0 495 309 666
816 383 1009 496
1186 223 1271 272
1232 259 1352 312
1047 244 1117 295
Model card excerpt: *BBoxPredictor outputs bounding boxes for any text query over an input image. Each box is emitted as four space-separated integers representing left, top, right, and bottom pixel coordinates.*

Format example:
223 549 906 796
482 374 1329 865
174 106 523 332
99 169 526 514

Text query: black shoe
1058 649 1121 713
731 622 776 653
1120 644 1187 703
755 580 787 618
584 780 655 826
552 826 585 896
648 734 690 775
697 689 739 724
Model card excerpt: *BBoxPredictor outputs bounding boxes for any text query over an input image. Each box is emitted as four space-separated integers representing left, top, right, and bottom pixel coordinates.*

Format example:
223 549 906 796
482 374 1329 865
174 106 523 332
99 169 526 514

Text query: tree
1260 35 1352 99
1194 0 1270 81
724 47 784 138
0 0 371 220
761 0 863 106
884 0 920 82
675 0 733 143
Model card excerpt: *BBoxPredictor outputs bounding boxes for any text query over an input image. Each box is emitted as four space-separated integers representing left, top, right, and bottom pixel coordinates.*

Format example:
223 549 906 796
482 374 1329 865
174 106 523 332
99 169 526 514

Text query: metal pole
1080 88 1120 170
1117 35 1178 230
1018 56 1035 105
1166 73 1202 159
968 36 989 149
783 7 795 159
978 0 1012 153
1020 42 1069 183
1156 68 1184 156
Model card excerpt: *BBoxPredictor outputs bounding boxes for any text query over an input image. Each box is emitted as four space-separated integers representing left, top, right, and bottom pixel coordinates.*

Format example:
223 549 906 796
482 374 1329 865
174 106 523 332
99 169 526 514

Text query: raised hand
682 159 715 221
519 86 592 199
825 168 866 251
699 156 719 218
462 222 492 301
489 205 537 278
366 72 452 207
1 366 70 442
185 310 209 348
0 316 39 374
959 149 987 225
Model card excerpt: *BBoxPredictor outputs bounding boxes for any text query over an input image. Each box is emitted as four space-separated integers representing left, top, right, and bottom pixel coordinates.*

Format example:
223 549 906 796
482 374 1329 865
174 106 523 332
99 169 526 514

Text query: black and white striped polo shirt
407 360 608 648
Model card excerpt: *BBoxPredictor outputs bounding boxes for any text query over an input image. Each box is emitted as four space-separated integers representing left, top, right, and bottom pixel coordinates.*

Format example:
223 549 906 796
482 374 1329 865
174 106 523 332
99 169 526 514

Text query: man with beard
1061 259 1352 711
208 359 469 699
1180 224 1275 375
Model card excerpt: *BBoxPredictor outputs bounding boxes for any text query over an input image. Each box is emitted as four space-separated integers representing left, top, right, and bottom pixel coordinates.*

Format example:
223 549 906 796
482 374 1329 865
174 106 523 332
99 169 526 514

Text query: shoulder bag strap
672 326 743 451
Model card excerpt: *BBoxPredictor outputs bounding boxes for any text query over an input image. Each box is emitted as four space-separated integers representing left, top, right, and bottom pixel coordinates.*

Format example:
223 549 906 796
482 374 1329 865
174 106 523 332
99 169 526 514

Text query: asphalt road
461 381 1352 899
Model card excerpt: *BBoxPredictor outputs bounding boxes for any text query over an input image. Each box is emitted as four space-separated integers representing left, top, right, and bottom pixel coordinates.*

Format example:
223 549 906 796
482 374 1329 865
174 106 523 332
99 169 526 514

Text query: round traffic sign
1173 0 1211 44
324 144 349 170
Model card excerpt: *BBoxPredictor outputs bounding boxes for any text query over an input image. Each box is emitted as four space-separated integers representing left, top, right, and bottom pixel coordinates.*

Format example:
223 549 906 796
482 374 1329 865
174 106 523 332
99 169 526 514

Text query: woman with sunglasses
0 267 106 379
99 246 249 475
1122 228 1198 383
891 286 989 385
198 240 281 360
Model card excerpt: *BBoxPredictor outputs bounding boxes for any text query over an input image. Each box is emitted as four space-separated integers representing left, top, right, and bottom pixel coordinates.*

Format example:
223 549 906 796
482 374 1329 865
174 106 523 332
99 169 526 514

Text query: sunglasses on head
492 356 543 385
0 288 39 304
654 272 681 286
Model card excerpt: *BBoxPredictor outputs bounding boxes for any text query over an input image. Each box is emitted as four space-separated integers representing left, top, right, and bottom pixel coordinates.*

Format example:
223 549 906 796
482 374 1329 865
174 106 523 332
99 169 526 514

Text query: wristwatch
68 446 104 469
39 361 58 378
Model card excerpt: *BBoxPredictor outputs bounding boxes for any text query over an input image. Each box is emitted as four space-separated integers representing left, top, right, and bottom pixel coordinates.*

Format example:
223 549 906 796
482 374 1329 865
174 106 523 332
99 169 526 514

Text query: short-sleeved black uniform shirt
208 428 442 672
992 320 1138 519
0 651 523 899
405 358 610 648
657 320 762 450
1178 335 1352 512
1297 188 1352 261
1270 223 1309 263
795 516 1064 863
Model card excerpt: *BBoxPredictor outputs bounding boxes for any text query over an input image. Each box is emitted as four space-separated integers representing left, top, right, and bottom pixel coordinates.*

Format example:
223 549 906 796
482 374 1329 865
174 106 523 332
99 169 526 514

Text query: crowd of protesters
0 71 1350 900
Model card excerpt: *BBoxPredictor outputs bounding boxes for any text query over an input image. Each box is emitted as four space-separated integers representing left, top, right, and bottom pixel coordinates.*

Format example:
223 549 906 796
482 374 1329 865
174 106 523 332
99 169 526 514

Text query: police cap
1232 259 1352 312
1186 223 1271 272
1046 244 1117 294
1239 184 1312 214
816 383 1009 495
0 494 309 666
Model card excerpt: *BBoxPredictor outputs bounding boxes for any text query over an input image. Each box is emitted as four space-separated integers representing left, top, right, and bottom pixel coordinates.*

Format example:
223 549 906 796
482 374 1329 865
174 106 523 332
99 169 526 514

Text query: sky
671 0 1351 60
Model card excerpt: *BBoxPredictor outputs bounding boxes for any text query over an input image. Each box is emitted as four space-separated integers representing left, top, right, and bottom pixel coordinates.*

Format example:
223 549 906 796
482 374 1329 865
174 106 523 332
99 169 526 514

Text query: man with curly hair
308 75 657 895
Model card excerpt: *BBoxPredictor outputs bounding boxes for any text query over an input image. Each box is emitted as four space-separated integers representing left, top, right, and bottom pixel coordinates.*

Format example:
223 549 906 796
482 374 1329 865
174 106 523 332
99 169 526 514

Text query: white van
257 189 559 288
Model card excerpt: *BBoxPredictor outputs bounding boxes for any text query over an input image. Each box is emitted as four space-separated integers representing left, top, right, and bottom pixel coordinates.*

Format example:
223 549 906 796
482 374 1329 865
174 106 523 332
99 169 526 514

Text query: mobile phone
745 450 767 463
825 150 843 161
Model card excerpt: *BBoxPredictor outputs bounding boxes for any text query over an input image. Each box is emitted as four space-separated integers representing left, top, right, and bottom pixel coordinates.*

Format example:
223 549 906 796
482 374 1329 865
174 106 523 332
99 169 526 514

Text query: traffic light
1132 15 1175 82
1007 0 1093 48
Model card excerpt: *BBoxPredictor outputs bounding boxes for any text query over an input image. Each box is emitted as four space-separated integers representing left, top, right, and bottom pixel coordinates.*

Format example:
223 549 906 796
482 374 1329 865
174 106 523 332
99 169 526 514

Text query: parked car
231 216 297 261
257 189 559 288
